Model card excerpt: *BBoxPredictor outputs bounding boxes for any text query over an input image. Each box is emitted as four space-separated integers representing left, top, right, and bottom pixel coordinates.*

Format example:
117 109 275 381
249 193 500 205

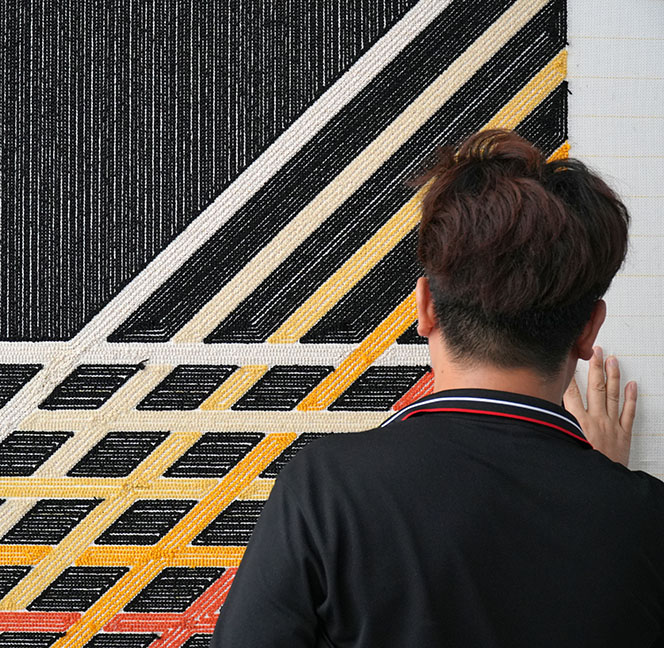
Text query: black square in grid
95 500 197 545
328 365 430 410
181 635 214 648
0 364 42 407
39 364 143 410
231 365 333 410
0 633 64 647
0 431 73 476
0 566 31 599
123 567 224 613
136 365 237 410
0 499 101 545
83 633 158 647
27 566 128 611
259 432 328 478
67 431 169 477
192 500 265 546
164 432 264 478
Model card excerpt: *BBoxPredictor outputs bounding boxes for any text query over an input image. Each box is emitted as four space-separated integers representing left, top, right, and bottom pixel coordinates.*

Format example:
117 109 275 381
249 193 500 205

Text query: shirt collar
381 388 592 448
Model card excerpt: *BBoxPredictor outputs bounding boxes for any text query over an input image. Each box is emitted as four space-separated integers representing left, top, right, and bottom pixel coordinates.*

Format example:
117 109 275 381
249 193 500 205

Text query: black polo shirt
211 388 664 647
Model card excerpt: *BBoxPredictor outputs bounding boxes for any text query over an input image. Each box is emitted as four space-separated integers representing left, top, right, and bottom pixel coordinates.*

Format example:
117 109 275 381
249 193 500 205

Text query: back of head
415 129 630 376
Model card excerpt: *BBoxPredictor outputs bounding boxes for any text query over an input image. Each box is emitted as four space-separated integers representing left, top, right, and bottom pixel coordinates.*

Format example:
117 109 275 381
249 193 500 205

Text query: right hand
563 346 637 467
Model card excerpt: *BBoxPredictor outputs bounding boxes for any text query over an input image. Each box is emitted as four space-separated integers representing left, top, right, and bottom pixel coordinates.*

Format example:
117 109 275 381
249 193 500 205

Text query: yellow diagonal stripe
238 477 276 500
268 189 425 343
171 0 549 344
52 432 295 647
200 365 269 410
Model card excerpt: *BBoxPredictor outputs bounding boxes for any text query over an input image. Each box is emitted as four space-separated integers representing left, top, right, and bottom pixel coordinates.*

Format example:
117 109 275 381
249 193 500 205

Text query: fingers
619 381 638 436
563 375 586 421
605 354 621 421
586 346 607 415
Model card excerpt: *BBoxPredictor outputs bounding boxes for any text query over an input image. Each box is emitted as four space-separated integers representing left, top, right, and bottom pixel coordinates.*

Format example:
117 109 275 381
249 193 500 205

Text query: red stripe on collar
401 407 593 448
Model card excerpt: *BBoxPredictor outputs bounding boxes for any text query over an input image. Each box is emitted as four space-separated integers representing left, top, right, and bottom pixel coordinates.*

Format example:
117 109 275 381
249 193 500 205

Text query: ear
415 276 438 337
574 299 607 360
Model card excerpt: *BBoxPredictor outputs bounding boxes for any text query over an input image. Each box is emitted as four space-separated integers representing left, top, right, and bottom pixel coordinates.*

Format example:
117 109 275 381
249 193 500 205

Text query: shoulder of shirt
273 421 419 488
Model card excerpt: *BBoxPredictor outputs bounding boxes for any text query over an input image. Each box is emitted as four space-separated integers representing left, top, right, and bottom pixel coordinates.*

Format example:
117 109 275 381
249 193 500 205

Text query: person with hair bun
212 130 664 648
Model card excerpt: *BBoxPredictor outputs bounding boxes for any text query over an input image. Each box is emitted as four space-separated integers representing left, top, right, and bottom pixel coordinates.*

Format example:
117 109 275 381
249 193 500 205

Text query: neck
429 334 575 406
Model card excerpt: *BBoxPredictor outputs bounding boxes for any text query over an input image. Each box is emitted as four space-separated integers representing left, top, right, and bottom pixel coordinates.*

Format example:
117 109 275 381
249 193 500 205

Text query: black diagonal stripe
302 230 420 343
109 0 534 342
209 4 566 344
515 80 568 150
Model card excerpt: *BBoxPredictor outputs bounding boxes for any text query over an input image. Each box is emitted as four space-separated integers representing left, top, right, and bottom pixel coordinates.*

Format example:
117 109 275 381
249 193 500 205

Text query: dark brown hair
414 129 630 375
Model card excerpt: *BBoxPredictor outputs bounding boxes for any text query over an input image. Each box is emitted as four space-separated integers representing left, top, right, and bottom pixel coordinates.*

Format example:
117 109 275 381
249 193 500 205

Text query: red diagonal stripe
392 370 434 411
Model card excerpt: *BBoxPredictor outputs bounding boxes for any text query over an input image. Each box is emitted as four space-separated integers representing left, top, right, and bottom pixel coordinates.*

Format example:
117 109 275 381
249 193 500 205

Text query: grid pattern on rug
0 0 567 645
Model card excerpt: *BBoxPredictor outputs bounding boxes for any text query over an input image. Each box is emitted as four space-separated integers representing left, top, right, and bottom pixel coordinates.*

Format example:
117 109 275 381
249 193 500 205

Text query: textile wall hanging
0 0 567 645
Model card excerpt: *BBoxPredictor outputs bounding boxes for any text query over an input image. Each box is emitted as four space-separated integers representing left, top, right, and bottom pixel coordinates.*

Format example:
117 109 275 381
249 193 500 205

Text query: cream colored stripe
200 365 269 410
20 409 389 433
0 430 200 610
172 0 549 344
268 187 426 343
0 340 431 367
0 0 452 439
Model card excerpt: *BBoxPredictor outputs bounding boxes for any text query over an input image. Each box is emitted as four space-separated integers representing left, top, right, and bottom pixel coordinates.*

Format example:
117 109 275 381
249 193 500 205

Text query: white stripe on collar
381 394 584 436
